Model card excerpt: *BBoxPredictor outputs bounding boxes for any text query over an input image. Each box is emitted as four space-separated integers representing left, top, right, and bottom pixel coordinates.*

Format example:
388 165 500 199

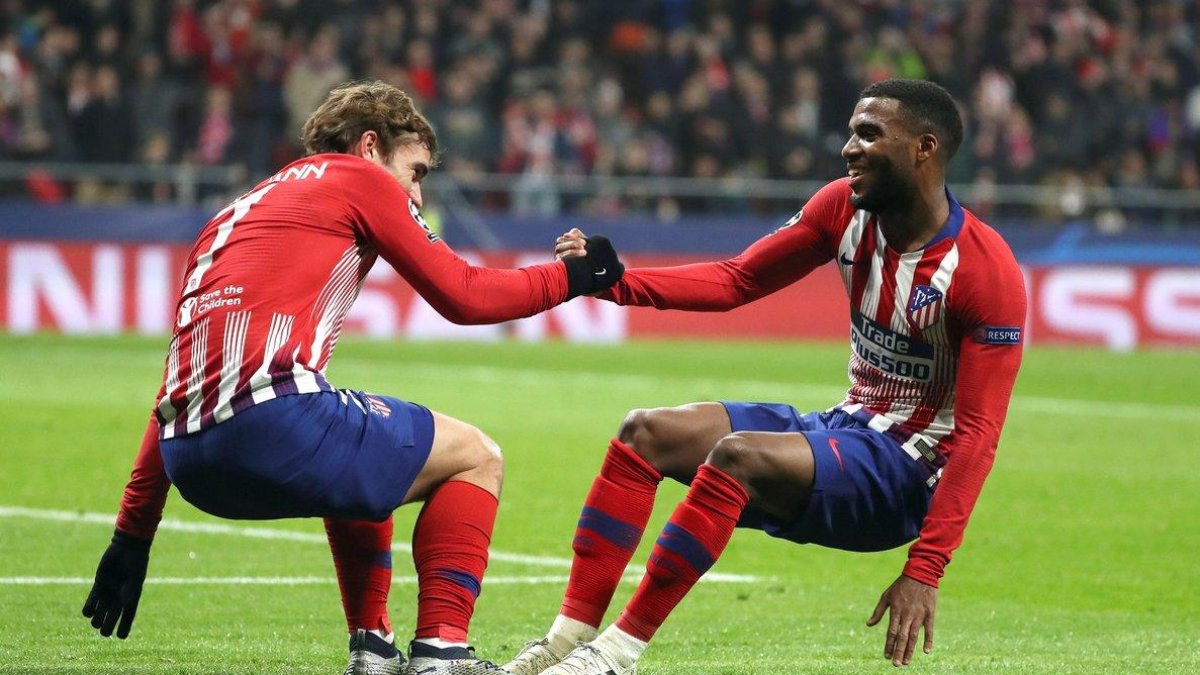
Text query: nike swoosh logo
594 268 607 275
828 438 846 471
838 253 855 266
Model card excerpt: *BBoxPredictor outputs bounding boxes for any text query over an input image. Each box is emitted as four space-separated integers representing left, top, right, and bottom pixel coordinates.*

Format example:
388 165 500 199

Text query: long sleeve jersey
605 178 1026 586
116 153 571 538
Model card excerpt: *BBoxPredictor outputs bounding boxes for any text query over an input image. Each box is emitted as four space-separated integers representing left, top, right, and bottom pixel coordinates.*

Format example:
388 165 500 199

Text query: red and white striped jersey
833 197 967 480
606 178 1026 586
154 153 571 440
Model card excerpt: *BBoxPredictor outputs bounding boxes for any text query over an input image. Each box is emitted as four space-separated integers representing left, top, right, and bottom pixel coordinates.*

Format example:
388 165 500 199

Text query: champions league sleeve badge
770 208 803 235
409 199 440 243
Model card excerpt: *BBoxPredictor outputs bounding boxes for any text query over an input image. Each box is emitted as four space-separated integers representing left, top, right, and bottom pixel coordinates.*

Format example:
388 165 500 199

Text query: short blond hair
301 80 438 160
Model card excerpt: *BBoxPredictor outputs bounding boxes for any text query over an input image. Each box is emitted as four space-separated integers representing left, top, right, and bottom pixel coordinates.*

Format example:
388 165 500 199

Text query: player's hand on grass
866 575 936 667
562 229 624 299
82 530 152 639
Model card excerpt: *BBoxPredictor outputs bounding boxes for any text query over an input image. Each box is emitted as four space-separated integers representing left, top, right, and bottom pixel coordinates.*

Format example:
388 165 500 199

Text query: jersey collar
922 186 964 248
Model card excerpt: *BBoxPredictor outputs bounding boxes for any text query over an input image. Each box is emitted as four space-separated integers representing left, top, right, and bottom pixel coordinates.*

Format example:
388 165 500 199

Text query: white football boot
537 643 637 675
503 637 572 675
404 642 507 675
344 629 406 675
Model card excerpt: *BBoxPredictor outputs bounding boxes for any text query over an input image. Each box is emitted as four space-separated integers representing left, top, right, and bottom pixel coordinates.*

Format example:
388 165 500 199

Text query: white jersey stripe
290 344 322 394
890 252 921 333
214 311 251 423
877 251 921 425
909 245 962 437
323 268 368 369
837 211 867 291
158 336 182 439
858 224 886 318
308 246 363 371
836 402 863 415
866 414 894 434
183 318 210 434
930 398 956 443
886 401 917 426
321 254 371 374
250 314 293 405
841 224 965 447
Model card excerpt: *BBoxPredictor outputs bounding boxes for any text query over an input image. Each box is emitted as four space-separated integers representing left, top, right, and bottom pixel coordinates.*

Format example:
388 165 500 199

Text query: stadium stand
0 0 1199 221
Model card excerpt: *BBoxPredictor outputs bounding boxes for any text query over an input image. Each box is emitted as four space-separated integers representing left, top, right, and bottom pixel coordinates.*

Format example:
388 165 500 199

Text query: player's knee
705 433 757 485
464 426 504 482
617 407 671 468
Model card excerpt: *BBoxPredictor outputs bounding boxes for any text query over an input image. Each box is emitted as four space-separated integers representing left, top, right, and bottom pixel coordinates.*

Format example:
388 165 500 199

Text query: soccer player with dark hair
507 78 1025 674
80 80 623 675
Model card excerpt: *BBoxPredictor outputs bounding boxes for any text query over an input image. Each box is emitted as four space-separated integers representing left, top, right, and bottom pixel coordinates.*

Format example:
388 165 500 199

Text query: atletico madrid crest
907 285 944 331
363 394 392 418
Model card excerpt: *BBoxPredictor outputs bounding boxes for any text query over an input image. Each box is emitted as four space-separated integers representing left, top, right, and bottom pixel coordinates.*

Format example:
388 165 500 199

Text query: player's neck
875 182 950 253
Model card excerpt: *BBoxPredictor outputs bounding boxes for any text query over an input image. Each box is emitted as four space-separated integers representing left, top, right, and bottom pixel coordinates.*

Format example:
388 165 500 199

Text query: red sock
615 463 749 641
325 516 394 634
412 480 497 642
560 439 663 628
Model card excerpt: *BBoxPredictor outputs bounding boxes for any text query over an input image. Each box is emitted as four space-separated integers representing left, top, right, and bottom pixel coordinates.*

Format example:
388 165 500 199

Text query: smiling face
841 96 926 213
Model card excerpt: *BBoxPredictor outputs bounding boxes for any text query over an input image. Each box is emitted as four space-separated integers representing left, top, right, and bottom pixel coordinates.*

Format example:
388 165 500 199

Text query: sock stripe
430 569 482 598
655 523 715 573
578 507 642 551
372 550 393 569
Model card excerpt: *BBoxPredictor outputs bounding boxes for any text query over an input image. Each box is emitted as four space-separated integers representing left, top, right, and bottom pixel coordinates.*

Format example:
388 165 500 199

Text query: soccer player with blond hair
80 81 623 675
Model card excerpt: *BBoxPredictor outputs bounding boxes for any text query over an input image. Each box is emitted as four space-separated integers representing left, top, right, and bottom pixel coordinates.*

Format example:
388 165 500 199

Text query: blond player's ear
356 130 379 159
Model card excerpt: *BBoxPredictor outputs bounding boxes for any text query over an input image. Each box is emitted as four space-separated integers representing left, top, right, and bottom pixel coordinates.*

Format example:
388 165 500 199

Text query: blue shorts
160 390 435 522
723 401 935 552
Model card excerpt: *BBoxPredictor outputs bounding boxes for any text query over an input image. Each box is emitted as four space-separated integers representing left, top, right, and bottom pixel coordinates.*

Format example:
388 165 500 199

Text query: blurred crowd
1 0 1200 219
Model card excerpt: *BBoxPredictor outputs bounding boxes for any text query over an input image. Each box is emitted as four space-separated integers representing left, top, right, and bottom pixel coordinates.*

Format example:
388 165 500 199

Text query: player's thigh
402 410 502 504
162 390 435 521
618 401 733 483
756 425 934 552
707 431 816 521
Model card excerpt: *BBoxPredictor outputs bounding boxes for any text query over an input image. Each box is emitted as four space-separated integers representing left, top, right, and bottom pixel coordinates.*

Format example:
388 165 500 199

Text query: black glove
82 530 152 639
563 235 624 299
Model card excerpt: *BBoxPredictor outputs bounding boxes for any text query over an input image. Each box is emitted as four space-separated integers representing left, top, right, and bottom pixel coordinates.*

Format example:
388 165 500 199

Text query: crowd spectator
0 0 1199 222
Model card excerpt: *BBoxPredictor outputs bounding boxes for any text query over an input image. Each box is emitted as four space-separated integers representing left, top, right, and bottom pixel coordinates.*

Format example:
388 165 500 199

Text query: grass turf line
0 334 1197 674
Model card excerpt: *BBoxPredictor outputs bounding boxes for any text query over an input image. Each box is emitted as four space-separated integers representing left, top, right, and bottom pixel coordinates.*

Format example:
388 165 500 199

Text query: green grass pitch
0 334 1197 674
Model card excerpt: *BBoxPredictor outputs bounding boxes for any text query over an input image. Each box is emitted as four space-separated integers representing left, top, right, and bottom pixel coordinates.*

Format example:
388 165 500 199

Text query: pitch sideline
0 574 677 586
5 346 1195 422
0 505 766 584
